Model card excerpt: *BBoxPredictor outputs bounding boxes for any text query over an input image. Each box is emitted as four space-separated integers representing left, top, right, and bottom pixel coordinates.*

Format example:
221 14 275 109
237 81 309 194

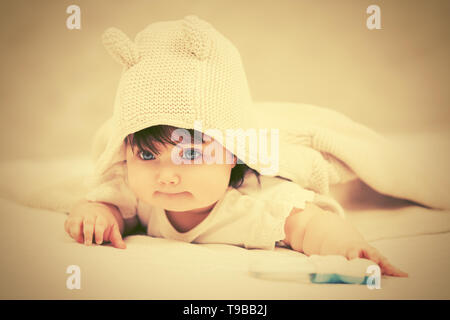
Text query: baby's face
126 137 235 214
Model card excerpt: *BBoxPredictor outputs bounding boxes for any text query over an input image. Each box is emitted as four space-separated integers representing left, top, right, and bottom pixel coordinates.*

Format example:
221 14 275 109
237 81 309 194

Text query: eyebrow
132 136 214 154
176 132 213 145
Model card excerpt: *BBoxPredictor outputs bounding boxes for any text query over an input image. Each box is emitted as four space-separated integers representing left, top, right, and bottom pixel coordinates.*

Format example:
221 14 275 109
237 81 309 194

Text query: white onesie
85 161 345 250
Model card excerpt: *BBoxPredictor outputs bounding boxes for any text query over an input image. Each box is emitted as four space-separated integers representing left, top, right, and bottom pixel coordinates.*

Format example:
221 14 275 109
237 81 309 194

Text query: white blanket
0 197 449 299
254 102 450 210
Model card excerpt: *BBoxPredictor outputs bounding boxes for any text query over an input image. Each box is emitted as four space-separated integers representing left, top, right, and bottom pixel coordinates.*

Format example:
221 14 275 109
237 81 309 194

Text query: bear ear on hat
182 15 215 61
102 27 141 68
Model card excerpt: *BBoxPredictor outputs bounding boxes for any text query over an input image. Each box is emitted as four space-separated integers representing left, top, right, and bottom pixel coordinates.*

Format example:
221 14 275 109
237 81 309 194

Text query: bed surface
0 190 449 300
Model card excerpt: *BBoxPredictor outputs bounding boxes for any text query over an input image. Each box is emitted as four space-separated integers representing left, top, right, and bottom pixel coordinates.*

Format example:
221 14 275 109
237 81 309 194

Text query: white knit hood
94 15 265 178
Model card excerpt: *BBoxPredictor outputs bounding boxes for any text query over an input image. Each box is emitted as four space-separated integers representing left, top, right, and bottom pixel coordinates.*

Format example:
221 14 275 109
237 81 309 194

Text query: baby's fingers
66 217 84 244
94 215 107 245
377 255 409 277
363 246 408 278
83 216 95 246
109 223 126 249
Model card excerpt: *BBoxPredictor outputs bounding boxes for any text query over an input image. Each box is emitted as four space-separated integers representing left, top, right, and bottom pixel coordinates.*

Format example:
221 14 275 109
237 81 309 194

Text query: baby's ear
102 27 141 68
231 155 237 168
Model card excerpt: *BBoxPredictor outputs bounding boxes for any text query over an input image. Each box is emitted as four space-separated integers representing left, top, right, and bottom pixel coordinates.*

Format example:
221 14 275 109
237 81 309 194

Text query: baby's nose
157 170 180 186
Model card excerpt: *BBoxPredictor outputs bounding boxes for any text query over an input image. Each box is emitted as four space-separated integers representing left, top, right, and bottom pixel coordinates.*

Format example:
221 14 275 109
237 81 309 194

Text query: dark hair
125 125 260 188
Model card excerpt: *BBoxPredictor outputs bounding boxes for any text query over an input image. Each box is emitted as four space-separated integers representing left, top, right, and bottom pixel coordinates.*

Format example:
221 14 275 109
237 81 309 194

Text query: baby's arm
283 203 408 277
65 200 138 249
67 118 139 248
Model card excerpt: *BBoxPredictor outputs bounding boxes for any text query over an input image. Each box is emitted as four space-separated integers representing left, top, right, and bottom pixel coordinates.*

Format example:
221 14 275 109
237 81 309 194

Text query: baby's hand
343 241 408 277
64 201 126 249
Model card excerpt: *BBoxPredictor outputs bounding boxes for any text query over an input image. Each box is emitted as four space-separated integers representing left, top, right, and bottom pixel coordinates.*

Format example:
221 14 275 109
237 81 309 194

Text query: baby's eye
181 148 202 160
138 150 156 161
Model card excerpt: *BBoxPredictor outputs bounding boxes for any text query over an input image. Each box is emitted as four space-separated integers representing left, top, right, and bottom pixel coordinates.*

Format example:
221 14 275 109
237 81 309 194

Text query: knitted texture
102 27 141 68
94 15 256 178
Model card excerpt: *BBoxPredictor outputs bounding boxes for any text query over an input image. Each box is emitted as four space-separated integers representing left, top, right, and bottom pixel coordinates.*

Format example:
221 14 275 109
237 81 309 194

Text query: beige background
0 0 449 161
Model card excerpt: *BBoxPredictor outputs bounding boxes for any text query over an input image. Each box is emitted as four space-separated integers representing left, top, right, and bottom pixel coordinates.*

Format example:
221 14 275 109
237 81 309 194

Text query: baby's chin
142 192 215 213
162 200 217 213
147 197 218 214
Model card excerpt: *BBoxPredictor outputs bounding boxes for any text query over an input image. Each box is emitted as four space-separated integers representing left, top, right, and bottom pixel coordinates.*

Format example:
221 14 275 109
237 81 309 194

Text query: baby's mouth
155 191 190 198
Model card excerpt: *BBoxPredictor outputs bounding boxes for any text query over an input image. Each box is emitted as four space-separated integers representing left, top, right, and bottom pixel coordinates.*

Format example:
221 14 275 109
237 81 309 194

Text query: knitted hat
94 15 270 178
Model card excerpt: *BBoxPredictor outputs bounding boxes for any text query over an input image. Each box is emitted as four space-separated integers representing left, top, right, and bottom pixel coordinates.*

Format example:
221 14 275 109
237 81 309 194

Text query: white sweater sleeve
237 175 345 249
239 173 345 218
84 161 138 219
83 118 138 219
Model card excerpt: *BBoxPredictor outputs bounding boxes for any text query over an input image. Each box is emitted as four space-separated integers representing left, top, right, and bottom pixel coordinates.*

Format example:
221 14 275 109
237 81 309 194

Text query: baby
65 16 407 277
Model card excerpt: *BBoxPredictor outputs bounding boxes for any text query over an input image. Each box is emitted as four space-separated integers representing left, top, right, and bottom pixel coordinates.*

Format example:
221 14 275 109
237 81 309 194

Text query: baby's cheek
127 164 151 199
194 164 231 196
